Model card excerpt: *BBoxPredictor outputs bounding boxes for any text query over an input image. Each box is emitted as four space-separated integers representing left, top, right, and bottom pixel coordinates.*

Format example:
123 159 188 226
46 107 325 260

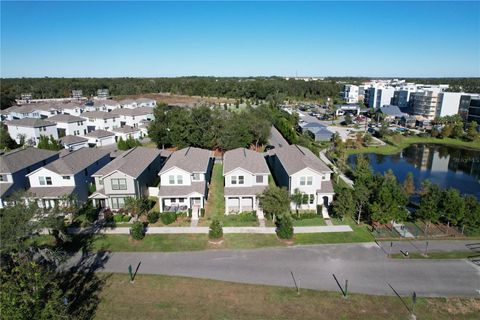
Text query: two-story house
5 118 58 146
111 125 142 141
223 148 270 214
49 114 88 137
89 147 170 209
81 111 120 131
0 147 59 208
59 135 89 151
119 99 138 109
157 147 213 217
25 148 111 208
84 100 120 112
136 98 156 108
58 102 85 116
111 107 154 127
267 144 334 210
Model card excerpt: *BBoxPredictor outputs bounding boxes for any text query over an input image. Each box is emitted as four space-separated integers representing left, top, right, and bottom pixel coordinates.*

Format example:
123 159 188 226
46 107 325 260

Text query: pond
348 144 480 199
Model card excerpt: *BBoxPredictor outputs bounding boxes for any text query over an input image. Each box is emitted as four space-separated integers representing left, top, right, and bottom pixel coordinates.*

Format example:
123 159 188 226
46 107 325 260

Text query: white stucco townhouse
5 118 58 146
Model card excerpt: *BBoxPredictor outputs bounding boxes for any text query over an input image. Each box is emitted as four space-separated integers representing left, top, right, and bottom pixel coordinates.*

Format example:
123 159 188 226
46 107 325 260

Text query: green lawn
391 251 478 260
202 163 225 224
292 217 326 226
95 273 480 320
348 135 480 155
92 234 209 252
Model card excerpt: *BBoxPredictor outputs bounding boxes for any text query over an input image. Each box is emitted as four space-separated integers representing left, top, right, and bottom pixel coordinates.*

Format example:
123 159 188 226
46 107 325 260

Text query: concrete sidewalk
66 225 353 235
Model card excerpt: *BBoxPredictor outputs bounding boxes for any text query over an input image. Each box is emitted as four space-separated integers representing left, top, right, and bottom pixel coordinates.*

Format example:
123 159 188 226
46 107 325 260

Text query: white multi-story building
5 118 58 146
83 130 116 147
111 107 154 127
111 125 142 141
436 92 464 118
48 114 88 137
81 111 120 131
136 98 156 108
119 99 138 109
341 85 359 104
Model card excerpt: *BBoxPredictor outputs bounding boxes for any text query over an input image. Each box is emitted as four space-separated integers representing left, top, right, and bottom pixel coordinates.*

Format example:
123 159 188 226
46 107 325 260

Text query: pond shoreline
347 136 480 155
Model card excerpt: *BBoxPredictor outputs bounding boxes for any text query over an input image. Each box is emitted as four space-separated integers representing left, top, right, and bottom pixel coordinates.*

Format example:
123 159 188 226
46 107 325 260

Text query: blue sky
1 1 479 78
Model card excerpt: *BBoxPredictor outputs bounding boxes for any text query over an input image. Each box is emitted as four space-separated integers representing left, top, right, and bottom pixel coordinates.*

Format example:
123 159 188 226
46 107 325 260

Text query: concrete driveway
83 242 480 297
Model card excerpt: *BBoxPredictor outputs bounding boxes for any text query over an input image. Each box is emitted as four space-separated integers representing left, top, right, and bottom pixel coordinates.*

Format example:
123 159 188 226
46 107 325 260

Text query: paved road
268 126 289 148
77 242 480 297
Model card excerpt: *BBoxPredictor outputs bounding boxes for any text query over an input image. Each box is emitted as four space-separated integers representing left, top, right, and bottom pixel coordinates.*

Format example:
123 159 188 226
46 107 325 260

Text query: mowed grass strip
202 163 225 225
391 251 478 260
95 273 480 320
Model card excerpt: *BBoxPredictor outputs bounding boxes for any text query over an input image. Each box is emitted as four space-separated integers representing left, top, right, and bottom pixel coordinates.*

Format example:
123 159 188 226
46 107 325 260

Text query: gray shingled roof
92 147 169 179
84 130 115 138
111 107 153 116
81 111 119 119
5 118 56 128
92 99 119 107
223 148 269 175
316 180 335 194
59 135 88 145
224 185 267 196
0 147 59 174
0 183 14 198
27 186 75 198
49 114 86 123
119 99 136 104
271 144 332 175
158 181 206 197
159 147 212 174
40 148 110 175
111 125 140 134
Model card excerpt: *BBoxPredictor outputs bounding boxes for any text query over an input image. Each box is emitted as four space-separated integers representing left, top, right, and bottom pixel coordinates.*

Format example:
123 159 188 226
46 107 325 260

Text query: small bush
147 211 159 224
161 211 177 225
114 214 125 223
188 208 192 218
316 205 322 215
103 209 114 223
200 208 205 217
236 211 257 222
209 219 223 239
276 216 294 239
130 221 145 240
122 215 131 222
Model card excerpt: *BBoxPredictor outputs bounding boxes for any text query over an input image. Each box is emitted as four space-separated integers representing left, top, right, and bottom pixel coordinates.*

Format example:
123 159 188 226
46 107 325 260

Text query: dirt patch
113 93 236 106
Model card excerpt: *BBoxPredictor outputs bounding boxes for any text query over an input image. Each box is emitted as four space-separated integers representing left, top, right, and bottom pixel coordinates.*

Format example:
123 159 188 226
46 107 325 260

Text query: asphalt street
73 241 480 297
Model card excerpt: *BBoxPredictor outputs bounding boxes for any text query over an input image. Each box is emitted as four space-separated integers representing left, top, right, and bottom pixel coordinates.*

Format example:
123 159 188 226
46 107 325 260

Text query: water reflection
348 144 480 199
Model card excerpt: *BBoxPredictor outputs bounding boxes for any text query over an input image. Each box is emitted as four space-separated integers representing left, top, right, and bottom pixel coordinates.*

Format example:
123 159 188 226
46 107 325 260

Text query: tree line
0 77 343 109
333 155 480 235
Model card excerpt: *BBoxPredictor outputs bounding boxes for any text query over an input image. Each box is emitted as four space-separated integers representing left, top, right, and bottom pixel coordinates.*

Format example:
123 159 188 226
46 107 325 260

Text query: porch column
239 196 242 213
187 196 191 209
253 196 256 210
159 197 164 212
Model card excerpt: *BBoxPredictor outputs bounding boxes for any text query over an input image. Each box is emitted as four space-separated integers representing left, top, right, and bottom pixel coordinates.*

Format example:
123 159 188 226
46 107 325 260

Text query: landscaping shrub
292 212 318 220
276 216 294 239
200 208 205 217
161 211 177 225
103 209 114 223
130 221 145 240
147 211 159 224
122 215 131 222
316 205 322 215
209 219 223 239
188 208 192 218
114 214 125 223
236 211 257 222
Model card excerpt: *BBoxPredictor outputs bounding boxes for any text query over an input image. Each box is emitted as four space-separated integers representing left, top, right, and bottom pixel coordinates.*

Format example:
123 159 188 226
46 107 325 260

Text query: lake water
348 144 480 199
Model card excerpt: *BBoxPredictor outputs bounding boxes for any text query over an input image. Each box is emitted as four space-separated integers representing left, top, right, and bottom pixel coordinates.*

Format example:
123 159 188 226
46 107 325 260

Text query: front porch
159 194 204 213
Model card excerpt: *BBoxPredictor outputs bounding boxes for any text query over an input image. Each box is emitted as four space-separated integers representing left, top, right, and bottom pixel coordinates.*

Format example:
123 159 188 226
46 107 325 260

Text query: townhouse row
0 145 334 217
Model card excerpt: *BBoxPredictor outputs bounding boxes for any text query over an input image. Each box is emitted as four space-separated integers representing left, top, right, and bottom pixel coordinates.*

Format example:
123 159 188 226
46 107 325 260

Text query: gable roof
92 146 169 179
92 99 119 107
84 129 115 139
59 135 88 145
81 111 119 120
5 118 56 128
270 144 332 175
0 147 59 174
39 148 110 175
119 99 136 105
378 105 407 117
49 114 86 123
159 147 212 174
110 107 153 116
223 148 269 176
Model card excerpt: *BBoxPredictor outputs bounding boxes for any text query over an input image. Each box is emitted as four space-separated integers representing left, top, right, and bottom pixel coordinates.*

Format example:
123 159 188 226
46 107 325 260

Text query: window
111 197 125 209
238 176 244 185
39 177 45 185
309 194 314 204
99 179 103 185
0 175 5 182
179 198 184 203
231 176 237 185
307 177 313 185
256 175 263 183
45 177 52 185
192 173 201 181
63 176 70 180
169 175 175 184
104 120 107 123
177 175 183 184
111 178 127 190
300 177 306 186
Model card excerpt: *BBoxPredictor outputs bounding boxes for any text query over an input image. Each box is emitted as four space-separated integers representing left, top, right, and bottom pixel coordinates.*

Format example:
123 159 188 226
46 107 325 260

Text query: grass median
390 251 478 260
95 273 480 320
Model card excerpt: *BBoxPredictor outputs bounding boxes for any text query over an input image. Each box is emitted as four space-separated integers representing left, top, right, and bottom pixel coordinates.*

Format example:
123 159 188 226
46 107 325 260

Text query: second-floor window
231 176 244 185
0 175 6 182
111 178 127 190
39 177 52 186
300 176 313 186
63 176 70 180
169 175 175 184
231 176 237 185
256 175 263 183
177 175 183 184
192 173 201 181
